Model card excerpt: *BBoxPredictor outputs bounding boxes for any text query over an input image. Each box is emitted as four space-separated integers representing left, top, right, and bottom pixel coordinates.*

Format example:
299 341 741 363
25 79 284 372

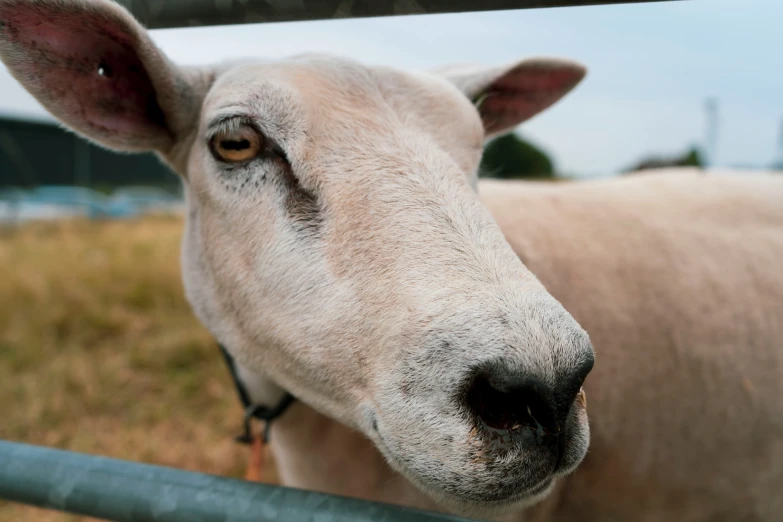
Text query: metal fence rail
0 439 480 522
118 0 681 29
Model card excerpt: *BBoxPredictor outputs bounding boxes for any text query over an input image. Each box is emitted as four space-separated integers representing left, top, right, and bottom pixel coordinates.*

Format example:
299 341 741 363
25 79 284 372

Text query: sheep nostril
465 375 556 435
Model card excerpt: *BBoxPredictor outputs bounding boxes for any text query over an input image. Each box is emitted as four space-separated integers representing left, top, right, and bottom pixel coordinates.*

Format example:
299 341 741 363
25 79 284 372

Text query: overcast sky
1 0 781 177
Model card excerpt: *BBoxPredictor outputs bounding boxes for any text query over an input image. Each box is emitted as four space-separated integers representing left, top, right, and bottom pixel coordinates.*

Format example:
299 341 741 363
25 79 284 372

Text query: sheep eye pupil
221 139 249 151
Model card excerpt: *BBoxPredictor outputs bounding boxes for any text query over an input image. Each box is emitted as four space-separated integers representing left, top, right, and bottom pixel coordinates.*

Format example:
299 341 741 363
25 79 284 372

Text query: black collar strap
218 343 296 445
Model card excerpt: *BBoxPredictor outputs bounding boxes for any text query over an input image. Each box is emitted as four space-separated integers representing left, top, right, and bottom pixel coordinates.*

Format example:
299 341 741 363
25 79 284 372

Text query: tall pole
777 116 783 169
704 98 719 168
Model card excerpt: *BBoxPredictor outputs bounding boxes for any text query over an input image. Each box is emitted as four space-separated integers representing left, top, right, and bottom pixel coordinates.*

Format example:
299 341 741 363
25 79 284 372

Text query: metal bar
0 439 480 522
117 0 684 29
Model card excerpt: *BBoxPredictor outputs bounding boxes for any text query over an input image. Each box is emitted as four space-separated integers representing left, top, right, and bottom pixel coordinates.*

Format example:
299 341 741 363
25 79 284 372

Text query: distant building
0 115 179 191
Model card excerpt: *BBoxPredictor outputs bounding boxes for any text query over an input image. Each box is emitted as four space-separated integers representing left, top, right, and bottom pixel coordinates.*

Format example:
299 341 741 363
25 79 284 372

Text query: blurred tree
479 133 555 179
623 145 705 174
679 147 704 168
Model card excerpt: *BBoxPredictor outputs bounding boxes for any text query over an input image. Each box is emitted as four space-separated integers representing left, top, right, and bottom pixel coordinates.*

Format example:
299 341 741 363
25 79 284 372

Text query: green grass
0 215 279 521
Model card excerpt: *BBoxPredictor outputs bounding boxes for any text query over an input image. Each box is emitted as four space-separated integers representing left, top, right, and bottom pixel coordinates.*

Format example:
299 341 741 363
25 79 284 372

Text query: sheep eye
210 126 262 163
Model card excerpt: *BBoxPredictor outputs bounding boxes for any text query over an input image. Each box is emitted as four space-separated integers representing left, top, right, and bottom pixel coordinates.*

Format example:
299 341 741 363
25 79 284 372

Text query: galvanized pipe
0 439 481 522
116 0 683 29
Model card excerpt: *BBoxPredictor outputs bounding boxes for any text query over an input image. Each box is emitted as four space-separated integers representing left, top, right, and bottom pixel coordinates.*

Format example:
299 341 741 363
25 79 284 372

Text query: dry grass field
0 215 279 521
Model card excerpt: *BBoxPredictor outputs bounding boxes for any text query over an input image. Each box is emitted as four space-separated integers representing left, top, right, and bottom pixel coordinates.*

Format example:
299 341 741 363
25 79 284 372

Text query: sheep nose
464 356 593 444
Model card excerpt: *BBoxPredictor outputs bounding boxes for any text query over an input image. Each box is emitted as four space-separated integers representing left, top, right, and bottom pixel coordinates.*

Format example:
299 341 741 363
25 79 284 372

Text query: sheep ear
438 57 587 139
0 0 197 153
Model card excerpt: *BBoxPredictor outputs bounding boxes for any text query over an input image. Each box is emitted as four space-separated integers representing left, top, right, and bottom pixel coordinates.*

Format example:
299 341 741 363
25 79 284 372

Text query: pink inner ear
479 66 583 134
1 5 165 137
